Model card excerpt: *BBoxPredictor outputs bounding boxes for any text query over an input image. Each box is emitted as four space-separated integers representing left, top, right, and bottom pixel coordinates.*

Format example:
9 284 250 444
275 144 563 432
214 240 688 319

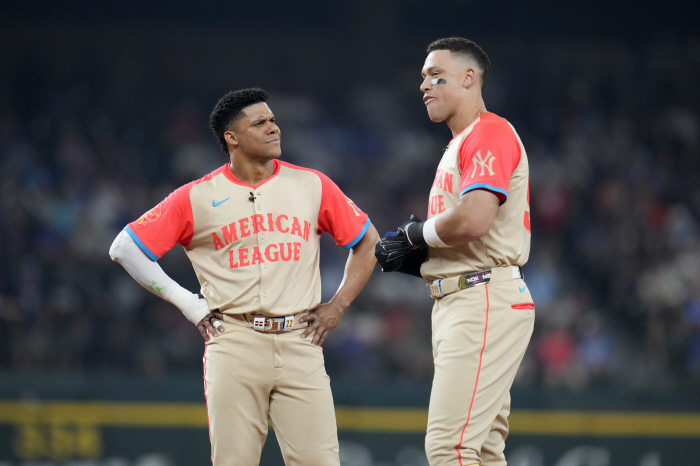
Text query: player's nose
420 77 431 92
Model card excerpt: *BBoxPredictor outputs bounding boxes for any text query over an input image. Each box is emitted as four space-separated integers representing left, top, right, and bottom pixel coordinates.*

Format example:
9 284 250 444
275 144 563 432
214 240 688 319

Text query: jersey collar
222 159 281 188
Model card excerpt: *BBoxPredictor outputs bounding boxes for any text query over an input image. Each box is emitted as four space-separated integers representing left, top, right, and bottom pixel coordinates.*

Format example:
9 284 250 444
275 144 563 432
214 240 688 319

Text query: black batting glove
375 214 427 272
375 231 411 271
374 234 428 276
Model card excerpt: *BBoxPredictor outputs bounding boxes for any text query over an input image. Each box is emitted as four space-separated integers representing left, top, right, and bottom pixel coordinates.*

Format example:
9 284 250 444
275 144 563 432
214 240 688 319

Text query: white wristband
165 285 211 325
423 217 450 248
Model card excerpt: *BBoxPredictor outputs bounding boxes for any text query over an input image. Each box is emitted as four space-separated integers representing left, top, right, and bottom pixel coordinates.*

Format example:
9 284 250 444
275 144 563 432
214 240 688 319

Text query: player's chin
265 145 282 158
426 108 446 123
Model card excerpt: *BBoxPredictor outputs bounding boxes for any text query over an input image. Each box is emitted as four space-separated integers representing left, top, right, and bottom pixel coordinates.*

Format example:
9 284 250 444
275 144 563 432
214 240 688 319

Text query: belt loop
513 265 523 279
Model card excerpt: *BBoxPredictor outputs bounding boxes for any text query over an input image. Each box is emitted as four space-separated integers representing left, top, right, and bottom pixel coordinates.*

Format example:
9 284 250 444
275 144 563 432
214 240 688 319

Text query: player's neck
228 156 276 187
447 97 487 138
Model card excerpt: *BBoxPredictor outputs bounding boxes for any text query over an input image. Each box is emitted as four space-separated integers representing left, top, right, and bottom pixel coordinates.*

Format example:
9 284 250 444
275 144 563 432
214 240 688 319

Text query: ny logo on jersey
471 150 496 178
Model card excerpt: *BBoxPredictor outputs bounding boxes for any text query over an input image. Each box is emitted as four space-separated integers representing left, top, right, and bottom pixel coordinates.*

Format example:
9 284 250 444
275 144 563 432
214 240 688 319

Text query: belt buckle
458 270 491 290
252 315 295 332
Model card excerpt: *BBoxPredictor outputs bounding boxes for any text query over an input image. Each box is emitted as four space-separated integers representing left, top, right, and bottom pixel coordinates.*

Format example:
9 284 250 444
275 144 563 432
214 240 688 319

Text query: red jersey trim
222 159 281 188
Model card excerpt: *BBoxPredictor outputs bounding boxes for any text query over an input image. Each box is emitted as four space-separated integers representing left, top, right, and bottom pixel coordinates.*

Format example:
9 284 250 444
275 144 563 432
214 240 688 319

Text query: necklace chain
472 110 486 124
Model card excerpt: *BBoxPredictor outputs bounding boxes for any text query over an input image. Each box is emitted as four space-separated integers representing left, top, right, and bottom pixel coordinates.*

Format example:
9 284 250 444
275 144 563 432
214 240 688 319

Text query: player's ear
462 66 477 89
224 131 239 149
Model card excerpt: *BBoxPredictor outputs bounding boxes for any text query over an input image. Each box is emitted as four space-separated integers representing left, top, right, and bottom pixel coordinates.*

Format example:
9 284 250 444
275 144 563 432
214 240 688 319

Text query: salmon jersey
420 112 531 281
125 160 370 317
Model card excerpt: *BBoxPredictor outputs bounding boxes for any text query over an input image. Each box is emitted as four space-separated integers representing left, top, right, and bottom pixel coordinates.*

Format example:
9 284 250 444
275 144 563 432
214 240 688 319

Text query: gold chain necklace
471 110 486 124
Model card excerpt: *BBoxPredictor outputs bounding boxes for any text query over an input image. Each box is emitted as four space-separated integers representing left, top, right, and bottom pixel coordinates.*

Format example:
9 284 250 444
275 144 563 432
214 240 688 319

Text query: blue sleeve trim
460 183 508 205
343 218 371 249
124 226 159 261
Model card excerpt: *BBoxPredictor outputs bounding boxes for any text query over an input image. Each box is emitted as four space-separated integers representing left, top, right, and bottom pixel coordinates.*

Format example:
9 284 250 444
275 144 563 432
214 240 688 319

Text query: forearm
330 224 380 309
407 189 499 247
433 207 482 246
109 230 210 325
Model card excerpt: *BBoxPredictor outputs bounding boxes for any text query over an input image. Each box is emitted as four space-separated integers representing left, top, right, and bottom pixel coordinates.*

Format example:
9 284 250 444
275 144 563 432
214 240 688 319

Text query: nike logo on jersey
212 198 230 207
519 285 526 293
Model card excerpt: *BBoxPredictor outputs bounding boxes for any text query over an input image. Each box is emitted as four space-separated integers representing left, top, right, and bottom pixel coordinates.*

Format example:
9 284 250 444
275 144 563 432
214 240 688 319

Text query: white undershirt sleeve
109 229 211 325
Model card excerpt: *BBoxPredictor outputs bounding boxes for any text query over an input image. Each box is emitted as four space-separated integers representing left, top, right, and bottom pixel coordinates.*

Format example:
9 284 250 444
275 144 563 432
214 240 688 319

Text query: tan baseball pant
203 314 340 466
425 268 535 466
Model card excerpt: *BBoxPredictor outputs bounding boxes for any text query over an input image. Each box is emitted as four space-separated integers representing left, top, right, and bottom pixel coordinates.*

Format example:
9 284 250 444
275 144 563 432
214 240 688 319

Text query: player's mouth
423 95 435 105
265 138 280 144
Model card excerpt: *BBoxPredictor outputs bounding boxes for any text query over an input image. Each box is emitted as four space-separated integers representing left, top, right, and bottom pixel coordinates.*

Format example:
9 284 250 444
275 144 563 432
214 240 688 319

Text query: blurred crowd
1 33 699 395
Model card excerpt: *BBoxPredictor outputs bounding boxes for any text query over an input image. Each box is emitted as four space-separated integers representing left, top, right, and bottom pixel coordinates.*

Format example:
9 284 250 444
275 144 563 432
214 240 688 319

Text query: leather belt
427 265 523 299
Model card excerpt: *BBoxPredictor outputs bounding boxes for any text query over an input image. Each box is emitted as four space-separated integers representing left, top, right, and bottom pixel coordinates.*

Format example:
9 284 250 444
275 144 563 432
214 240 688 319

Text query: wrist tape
423 217 450 248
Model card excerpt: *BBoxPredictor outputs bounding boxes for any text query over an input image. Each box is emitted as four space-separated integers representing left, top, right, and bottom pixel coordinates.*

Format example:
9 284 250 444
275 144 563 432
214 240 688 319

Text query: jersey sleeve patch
125 184 195 259
458 119 521 205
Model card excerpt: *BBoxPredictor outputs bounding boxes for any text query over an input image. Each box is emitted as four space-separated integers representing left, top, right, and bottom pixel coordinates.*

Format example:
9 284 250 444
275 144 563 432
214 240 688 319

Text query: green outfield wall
0 377 698 465
0 400 699 465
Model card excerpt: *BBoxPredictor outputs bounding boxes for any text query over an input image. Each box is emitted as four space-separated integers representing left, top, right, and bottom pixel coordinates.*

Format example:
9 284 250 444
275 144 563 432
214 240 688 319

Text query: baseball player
109 87 379 465
376 38 535 466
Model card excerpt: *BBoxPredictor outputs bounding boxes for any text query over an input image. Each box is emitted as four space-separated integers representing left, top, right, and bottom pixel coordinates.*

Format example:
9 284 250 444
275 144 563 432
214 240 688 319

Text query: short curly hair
209 87 269 155
427 38 491 90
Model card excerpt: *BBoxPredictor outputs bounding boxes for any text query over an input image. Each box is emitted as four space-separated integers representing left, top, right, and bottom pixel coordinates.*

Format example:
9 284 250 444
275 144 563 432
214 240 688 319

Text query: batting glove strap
404 221 427 248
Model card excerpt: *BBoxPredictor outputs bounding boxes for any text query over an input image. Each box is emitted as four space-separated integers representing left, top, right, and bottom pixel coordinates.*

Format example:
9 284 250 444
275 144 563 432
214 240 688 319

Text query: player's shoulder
170 164 229 199
190 164 229 187
472 112 517 137
277 160 334 187
466 113 521 151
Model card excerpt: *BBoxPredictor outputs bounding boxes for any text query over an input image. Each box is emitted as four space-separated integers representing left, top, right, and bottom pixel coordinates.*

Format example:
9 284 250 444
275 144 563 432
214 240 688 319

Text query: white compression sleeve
109 230 211 325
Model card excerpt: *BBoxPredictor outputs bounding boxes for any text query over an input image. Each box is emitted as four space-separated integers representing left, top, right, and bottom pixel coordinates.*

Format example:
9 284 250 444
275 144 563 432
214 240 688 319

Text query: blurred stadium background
1 1 699 465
